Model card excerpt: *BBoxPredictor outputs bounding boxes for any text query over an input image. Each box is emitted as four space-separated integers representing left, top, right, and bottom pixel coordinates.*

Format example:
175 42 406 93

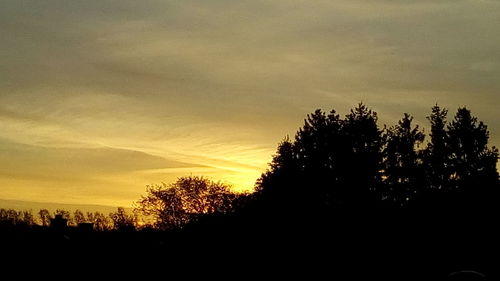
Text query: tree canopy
135 176 238 230
256 104 499 215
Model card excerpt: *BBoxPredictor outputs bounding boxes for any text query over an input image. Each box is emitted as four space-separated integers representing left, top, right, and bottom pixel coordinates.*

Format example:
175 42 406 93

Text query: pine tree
383 114 425 207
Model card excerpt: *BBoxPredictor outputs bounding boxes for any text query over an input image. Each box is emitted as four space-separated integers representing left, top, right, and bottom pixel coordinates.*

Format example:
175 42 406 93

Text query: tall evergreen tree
256 137 299 211
447 107 499 208
383 114 425 207
340 103 383 208
294 109 343 211
425 105 451 191
255 104 499 214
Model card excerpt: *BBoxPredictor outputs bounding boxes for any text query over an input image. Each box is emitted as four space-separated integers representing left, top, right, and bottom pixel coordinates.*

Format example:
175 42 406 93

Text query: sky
1 0 499 208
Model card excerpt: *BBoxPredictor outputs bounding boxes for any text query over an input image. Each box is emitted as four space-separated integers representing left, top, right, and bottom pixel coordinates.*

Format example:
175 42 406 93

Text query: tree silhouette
86 212 95 224
257 103 383 214
109 207 136 231
447 107 499 209
382 113 425 207
424 105 451 192
256 137 301 219
135 176 237 229
0 209 36 225
38 209 51 227
73 209 86 225
92 212 111 231
257 103 498 214
55 209 73 226
256 109 345 218
295 109 343 212
340 103 383 208
20 210 35 226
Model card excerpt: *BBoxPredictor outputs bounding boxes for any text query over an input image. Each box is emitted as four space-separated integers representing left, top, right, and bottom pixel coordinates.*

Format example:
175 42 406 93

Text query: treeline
256 104 499 214
2 103 498 232
0 177 245 231
0 207 136 231
133 104 499 230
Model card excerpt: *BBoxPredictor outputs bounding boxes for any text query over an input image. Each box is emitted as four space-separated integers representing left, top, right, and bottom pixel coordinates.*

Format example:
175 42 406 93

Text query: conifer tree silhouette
382 113 425 207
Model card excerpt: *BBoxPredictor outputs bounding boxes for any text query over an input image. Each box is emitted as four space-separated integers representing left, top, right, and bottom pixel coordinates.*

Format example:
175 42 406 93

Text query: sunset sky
1 0 499 208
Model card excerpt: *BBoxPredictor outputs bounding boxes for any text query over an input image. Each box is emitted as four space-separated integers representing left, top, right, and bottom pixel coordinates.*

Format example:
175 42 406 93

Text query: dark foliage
382 113 426 207
135 176 241 230
256 104 498 214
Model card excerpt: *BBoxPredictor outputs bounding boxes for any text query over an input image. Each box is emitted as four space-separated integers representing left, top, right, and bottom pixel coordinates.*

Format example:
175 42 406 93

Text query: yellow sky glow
1 0 499 208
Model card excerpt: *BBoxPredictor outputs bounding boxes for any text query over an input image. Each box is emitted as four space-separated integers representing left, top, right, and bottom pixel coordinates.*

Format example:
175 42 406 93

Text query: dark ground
1 209 497 280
